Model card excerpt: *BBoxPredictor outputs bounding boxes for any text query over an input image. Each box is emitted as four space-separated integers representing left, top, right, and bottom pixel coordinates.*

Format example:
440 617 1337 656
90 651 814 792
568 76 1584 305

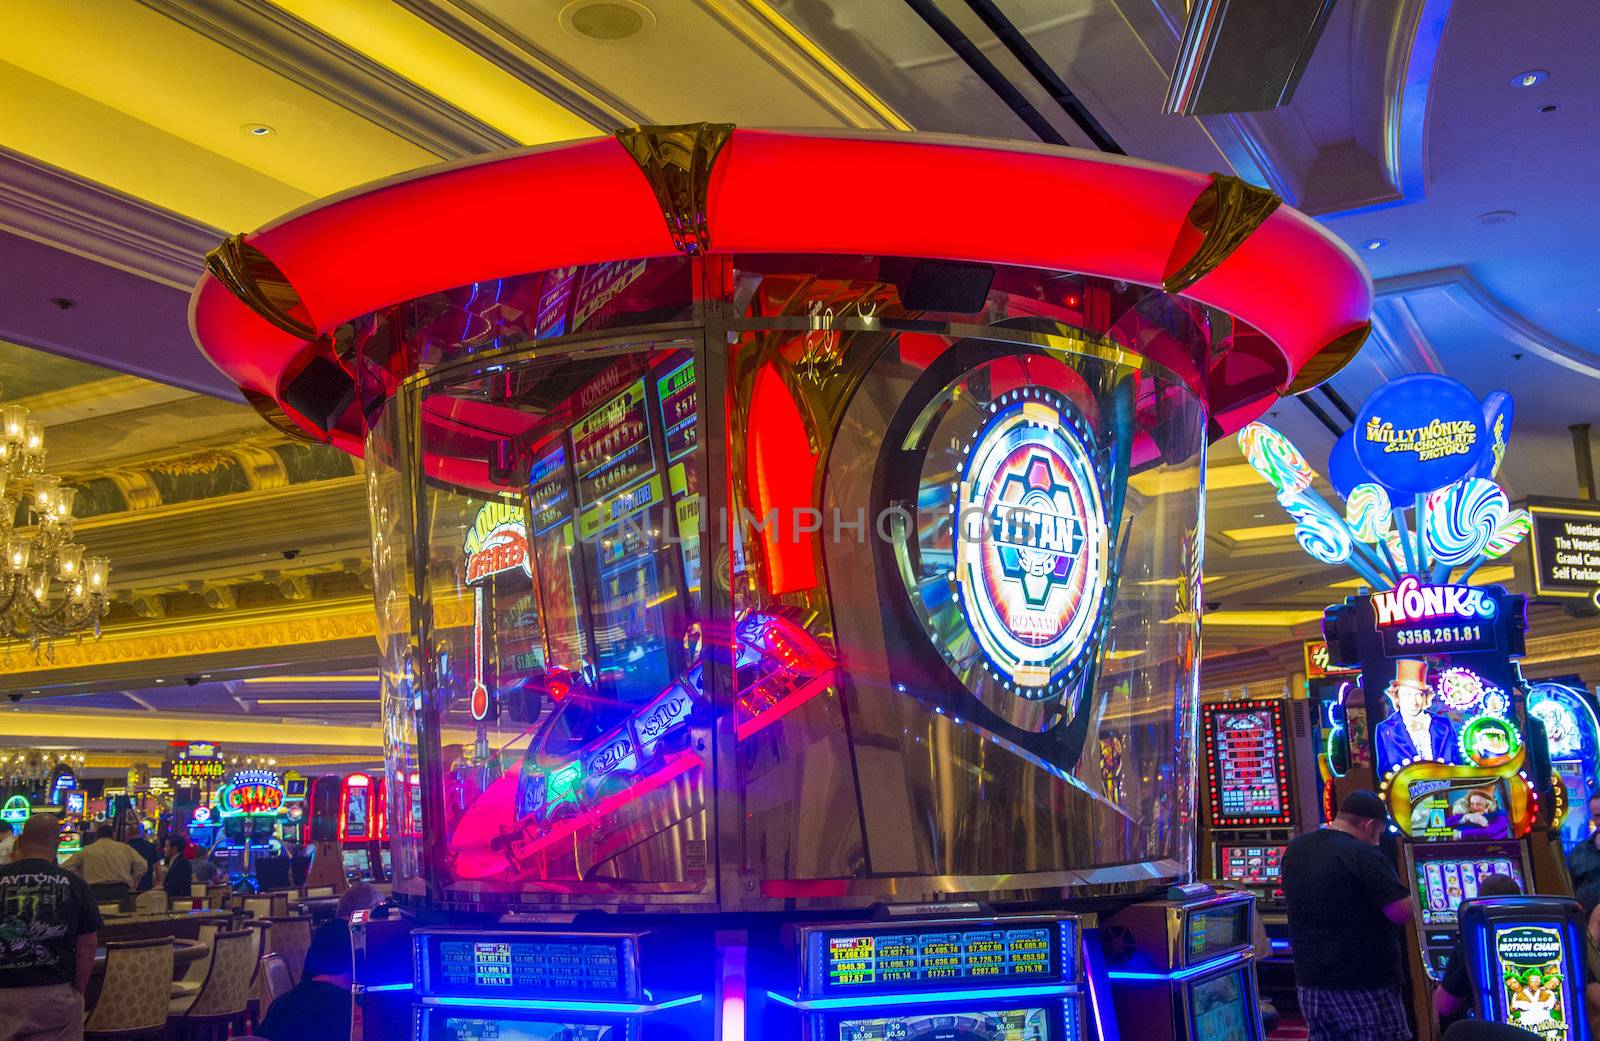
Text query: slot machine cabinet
1102 889 1263 1041
335 773 389 882
410 927 710 1040
1404 838 1534 981
1461 896 1591 1041
1527 683 1600 853
763 913 1097 1041
188 126 1372 1041
1198 699 1319 930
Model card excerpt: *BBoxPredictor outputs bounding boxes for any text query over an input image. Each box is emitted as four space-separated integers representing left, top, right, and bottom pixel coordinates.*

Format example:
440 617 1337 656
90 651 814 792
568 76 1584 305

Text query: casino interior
1 3 1599 1041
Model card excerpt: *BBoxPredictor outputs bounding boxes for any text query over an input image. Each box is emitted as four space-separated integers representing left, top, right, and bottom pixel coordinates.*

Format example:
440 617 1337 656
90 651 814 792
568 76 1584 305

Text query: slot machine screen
1185 902 1251 962
419 933 635 1000
818 921 1067 995
1218 845 1284 886
1412 843 1527 926
419 1012 633 1041
1403 777 1515 842
1187 968 1258 1041
833 1006 1061 1041
345 784 370 839
342 849 369 876
1202 702 1292 826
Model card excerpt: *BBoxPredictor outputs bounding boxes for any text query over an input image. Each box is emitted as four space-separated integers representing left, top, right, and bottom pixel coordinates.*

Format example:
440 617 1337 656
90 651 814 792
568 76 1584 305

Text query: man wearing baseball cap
1282 789 1415 1040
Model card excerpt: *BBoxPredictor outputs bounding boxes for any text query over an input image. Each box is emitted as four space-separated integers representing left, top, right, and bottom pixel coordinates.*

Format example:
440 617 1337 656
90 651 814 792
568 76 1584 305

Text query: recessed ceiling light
1511 70 1549 88
241 123 275 137
1474 210 1517 226
1361 238 1388 251
560 0 653 41
1539 104 1559 113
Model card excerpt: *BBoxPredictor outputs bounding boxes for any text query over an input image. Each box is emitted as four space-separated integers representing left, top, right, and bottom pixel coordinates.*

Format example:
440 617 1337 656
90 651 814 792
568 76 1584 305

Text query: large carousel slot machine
189 125 1372 1040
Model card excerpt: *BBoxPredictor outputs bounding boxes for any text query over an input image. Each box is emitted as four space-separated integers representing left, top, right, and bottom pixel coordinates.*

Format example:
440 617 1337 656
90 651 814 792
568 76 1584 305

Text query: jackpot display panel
765 914 1090 1041
189 128 1371 1040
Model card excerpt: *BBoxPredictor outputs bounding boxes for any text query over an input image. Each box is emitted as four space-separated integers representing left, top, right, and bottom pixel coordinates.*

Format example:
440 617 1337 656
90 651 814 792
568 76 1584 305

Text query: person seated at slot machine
256 919 354 1041
1433 872 1524 1030
1282 790 1416 1041
1566 794 1600 901
1374 660 1461 779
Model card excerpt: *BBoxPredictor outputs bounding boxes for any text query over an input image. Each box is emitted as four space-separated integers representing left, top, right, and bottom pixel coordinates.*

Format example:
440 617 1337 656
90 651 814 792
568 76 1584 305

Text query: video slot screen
1204 704 1291 825
423 934 632 999
424 1013 634 1041
821 923 1061 994
1186 902 1250 962
1188 967 1257 1041
1219 845 1284 886
1413 844 1527 926
835 1006 1058 1041
572 379 654 507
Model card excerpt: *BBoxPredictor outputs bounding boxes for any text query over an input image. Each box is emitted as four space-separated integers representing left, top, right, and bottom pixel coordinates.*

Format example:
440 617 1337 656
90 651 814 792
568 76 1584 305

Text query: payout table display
418 932 637 1000
824 926 1055 991
1202 702 1293 827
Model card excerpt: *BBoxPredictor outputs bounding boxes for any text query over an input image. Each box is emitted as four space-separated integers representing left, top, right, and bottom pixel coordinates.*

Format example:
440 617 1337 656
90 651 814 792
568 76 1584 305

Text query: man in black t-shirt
1282 789 1416 1041
0 813 102 1041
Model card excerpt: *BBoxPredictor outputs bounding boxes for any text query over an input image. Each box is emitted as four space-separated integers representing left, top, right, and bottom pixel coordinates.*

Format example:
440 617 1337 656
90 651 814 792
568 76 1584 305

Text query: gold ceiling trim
204 234 317 340
691 0 911 131
1164 174 1282 294
1284 320 1372 395
616 122 734 255
0 594 471 677
73 474 366 532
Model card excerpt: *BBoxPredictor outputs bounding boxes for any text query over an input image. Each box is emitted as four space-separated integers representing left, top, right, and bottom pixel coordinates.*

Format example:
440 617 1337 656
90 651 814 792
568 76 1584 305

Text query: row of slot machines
349 889 1265 1041
1197 691 1598 1040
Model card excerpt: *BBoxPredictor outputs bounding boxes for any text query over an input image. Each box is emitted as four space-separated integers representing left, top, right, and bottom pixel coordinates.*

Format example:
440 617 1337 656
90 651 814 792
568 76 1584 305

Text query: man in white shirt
63 824 146 906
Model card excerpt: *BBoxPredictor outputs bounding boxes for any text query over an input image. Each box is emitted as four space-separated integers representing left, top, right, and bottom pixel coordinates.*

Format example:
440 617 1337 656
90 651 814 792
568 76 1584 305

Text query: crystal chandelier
0 397 110 655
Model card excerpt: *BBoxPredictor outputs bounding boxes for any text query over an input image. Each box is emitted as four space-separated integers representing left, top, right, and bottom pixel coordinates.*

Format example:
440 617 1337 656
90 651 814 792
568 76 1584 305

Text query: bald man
0 814 102 1041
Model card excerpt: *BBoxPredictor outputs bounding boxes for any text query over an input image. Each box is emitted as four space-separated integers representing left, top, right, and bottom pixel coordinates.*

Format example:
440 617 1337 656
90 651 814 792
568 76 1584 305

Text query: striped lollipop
1239 423 1316 495
1345 484 1393 543
1280 491 1353 565
1424 478 1509 567
1484 509 1532 559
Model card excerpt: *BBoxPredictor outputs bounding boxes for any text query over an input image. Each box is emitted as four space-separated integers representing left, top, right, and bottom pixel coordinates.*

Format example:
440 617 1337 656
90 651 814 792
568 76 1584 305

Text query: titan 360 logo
954 388 1108 694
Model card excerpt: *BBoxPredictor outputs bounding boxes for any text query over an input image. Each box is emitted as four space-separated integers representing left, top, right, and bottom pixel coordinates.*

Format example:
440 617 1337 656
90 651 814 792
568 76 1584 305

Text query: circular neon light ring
952 387 1108 694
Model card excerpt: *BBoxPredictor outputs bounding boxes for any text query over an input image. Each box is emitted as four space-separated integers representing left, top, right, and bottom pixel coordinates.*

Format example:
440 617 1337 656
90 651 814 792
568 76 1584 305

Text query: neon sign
953 389 1107 693
463 500 529 584
1 795 30 825
218 770 285 816
1372 576 1497 627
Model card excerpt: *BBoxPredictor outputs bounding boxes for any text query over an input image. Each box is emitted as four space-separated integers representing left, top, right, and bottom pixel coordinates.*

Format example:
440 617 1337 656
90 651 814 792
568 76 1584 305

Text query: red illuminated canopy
190 129 1372 447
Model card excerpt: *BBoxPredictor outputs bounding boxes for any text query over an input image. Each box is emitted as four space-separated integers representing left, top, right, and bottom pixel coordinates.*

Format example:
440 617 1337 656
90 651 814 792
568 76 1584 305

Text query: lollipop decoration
1239 423 1316 495
1235 382 1520 594
1346 483 1401 579
1424 478 1509 581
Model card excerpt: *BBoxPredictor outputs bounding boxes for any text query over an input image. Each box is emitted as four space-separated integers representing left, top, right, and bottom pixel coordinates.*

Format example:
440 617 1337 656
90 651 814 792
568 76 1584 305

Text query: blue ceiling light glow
1362 238 1389 251
1511 69 1549 88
